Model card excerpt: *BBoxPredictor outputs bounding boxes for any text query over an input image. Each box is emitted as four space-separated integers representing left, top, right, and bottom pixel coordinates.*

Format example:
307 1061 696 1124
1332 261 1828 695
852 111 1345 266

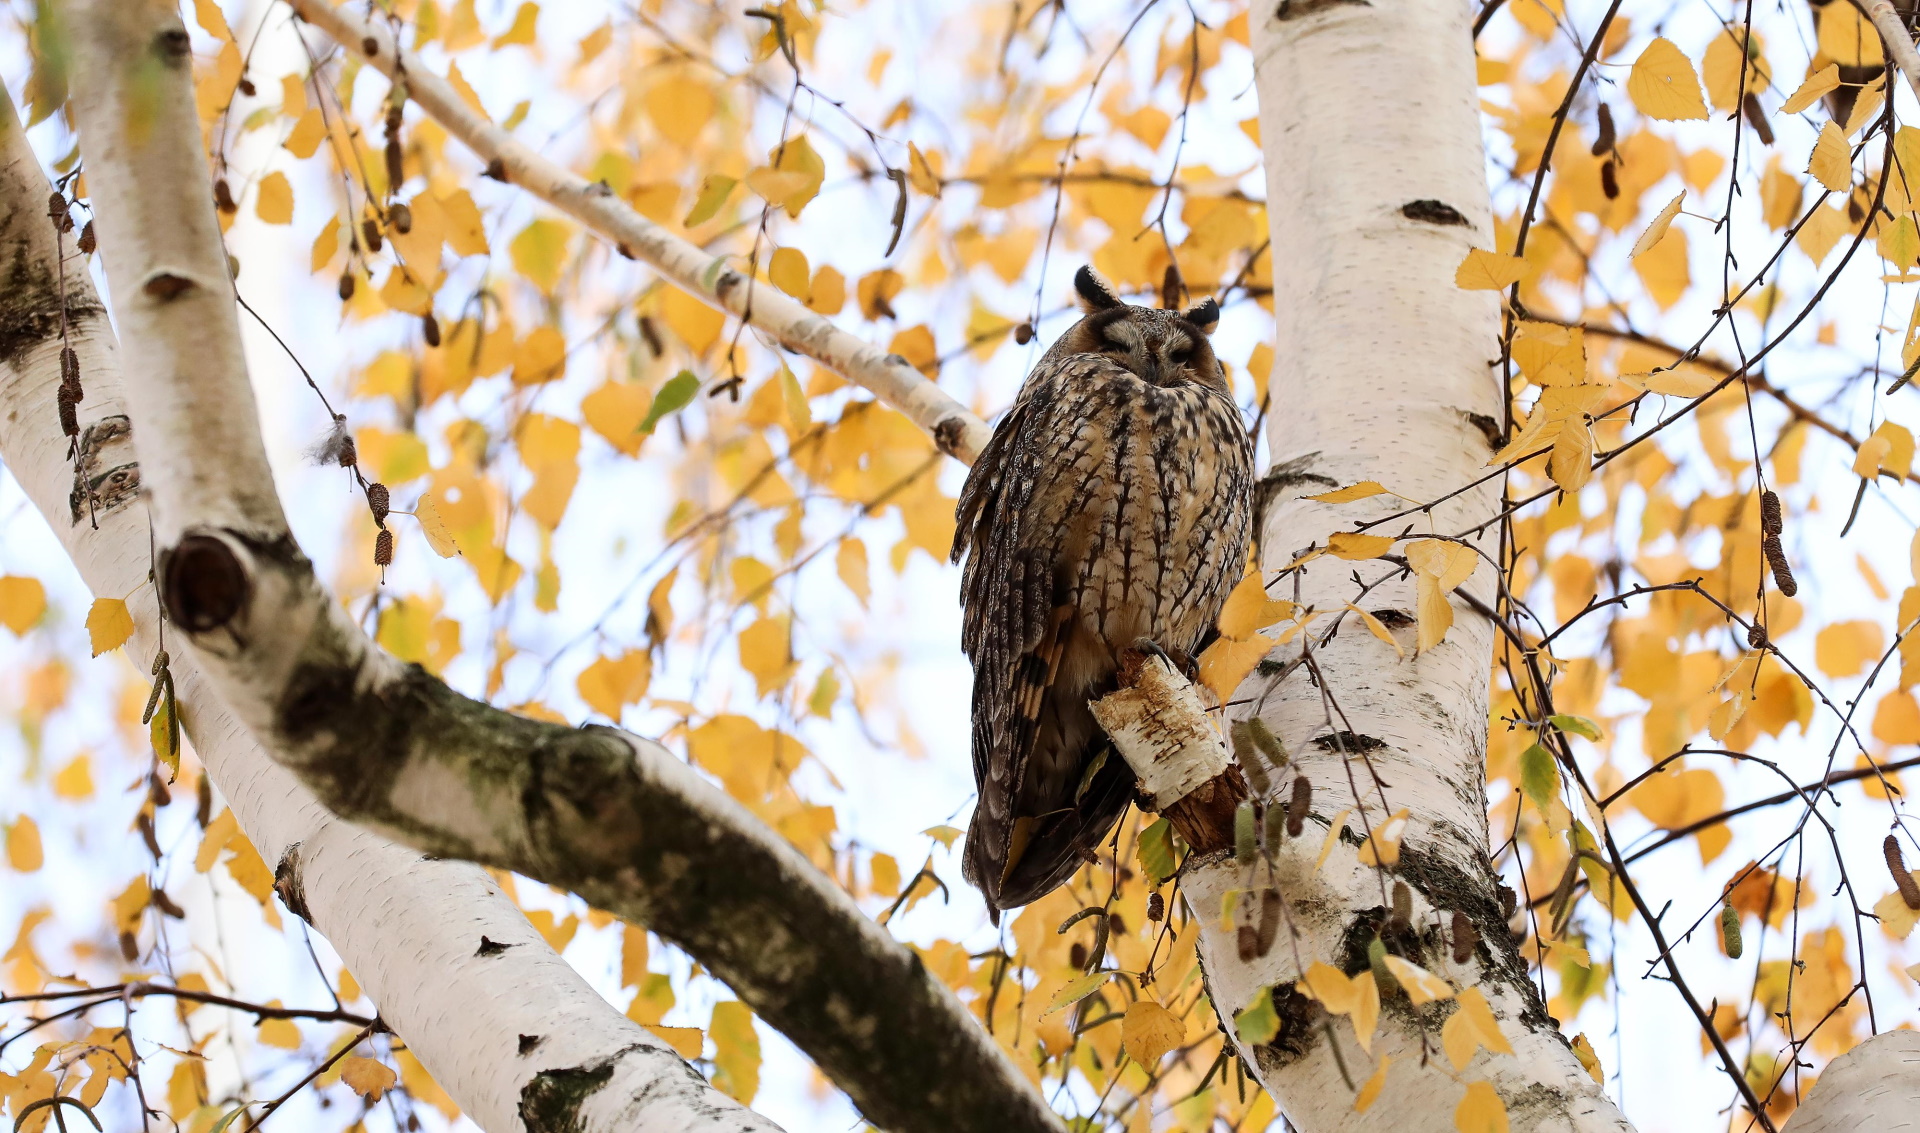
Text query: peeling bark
53 4 1057 1131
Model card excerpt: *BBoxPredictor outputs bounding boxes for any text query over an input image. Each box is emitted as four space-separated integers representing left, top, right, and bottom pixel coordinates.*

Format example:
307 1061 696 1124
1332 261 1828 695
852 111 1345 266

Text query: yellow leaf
86 598 133 656
643 1024 701 1057
1349 970 1380 1053
0 575 47 635
857 269 905 319
888 324 939 377
310 216 341 273
1356 808 1410 868
1441 987 1515 1070
7 816 44 871
738 617 797 697
1549 413 1594 492
284 107 326 158
1328 532 1396 560
1819 3 1884 67
1354 1054 1391 1112
513 325 567 385
808 266 846 315
1217 574 1295 640
510 219 572 294
1510 321 1587 387
768 246 810 300
255 171 293 224
868 852 900 897
1383 954 1455 1005
708 1001 760 1101
1454 248 1525 290
581 381 650 457
256 1015 301 1050
1303 962 1359 1014
576 651 651 719
645 76 716 148
1630 191 1685 259
1780 64 1841 115
192 0 233 40
112 875 149 933
1317 808 1352 870
491 1 539 48
1197 633 1276 703
338 1057 395 1101
660 286 725 355
1406 540 1478 651
1627 37 1709 121
836 538 870 605
907 143 942 197
1701 29 1770 110
1808 121 1853 193
1120 1000 1186 1067
1815 620 1885 677
1455 1080 1510 1133
1633 224 1691 310
1856 421 1915 480
1346 603 1406 659
412 494 459 557
1875 886 1918 939
1571 1033 1604 1082
1307 481 1391 503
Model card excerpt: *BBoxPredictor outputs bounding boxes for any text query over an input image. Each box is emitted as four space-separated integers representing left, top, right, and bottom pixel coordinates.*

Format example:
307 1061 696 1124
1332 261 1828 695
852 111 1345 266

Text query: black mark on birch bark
162 533 251 632
1274 0 1368 19
70 416 141 524
141 273 196 301
272 842 311 924
1401 200 1470 227
477 936 515 956
518 1033 544 1055
1311 730 1385 753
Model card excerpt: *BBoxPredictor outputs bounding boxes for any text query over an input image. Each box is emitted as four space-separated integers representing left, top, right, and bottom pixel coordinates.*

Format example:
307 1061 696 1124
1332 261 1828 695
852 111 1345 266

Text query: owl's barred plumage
953 267 1254 922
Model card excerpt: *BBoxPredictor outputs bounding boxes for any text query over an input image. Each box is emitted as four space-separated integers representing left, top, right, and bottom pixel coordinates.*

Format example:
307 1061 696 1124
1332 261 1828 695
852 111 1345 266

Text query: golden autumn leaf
1328 531 1395 559
1818 2 1884 67
1442 987 1514 1070
1406 539 1478 651
255 1014 302 1050
768 246 810 299
255 171 293 224
1701 28 1769 110
1354 1054 1391 1111
339 1056 396 1101
1630 191 1685 260
7 815 43 872
1197 633 1276 703
1383 954 1455 1005
412 494 460 557
0 575 47 635
577 650 651 719
1454 1080 1510 1133
1454 248 1526 290
1216 573 1294 640
1807 121 1852 193
1626 38 1709 121
1779 64 1840 115
86 598 134 657
1120 1000 1186 1066
1813 620 1884 677
1308 480 1392 503
510 218 572 294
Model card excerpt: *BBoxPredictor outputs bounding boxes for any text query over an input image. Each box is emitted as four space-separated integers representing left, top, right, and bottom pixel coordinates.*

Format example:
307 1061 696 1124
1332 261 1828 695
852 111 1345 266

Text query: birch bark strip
0 85 764 1133
55 6 1056 1131
286 0 992 465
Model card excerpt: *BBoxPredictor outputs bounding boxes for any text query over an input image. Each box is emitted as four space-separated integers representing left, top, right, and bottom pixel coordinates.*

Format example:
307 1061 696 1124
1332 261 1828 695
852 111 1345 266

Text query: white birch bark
1777 1029 1920 1131
1190 0 1635 1126
52 6 1057 1131
0 85 764 1133
285 0 993 466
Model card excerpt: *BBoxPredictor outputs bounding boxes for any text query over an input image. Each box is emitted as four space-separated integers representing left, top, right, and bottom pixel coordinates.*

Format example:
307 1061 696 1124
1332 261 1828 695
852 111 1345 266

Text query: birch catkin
1887 835 1920 911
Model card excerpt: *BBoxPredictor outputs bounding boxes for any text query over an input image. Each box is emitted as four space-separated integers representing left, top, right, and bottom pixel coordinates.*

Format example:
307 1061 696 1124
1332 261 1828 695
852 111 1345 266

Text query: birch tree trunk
1188 0 1636 1126
0 86 766 1133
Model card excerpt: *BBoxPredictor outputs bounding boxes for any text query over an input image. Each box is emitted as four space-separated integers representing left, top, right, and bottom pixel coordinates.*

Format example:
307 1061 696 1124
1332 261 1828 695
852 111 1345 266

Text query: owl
953 266 1255 922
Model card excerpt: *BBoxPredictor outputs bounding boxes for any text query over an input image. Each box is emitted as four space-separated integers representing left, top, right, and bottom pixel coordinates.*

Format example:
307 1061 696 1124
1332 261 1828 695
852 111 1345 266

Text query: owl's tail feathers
964 753 1134 920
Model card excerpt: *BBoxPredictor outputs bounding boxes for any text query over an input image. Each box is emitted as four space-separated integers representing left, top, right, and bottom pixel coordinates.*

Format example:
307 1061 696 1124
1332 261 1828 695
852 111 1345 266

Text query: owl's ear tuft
1182 297 1220 334
1074 265 1123 312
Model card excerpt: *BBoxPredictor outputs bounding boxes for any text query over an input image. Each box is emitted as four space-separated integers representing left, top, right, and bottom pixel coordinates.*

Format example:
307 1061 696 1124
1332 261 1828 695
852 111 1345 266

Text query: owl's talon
1129 638 1200 682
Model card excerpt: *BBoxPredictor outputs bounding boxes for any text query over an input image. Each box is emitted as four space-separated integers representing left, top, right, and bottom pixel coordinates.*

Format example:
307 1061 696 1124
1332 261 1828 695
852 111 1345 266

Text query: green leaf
1519 743 1559 817
1136 817 1176 882
683 174 738 227
209 1104 262 1133
1550 714 1604 742
1234 988 1279 1044
1042 970 1111 1016
638 371 701 436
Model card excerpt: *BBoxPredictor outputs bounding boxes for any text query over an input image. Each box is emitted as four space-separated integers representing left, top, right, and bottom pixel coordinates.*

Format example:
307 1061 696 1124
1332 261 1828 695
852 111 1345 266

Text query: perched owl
953 266 1255 922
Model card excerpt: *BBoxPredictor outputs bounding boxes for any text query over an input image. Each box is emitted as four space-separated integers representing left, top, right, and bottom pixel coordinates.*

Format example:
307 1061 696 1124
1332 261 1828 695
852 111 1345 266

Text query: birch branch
0 84 759 1133
1777 1030 1920 1131
56 5 1056 1130
1855 0 1920 105
284 0 993 465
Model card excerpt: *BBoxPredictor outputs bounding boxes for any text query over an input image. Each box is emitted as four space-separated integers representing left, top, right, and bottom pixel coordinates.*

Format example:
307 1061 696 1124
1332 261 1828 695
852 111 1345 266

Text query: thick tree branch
284 0 992 465
0 83 755 1133
55 5 1056 1131
1855 0 1920 104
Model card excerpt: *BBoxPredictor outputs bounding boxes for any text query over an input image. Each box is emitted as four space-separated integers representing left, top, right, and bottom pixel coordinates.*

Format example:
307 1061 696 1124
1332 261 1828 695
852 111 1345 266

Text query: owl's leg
1128 637 1200 682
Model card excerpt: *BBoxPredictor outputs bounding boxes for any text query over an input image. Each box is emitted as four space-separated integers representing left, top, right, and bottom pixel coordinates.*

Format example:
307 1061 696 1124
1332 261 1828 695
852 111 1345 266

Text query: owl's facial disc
1097 319 1199 388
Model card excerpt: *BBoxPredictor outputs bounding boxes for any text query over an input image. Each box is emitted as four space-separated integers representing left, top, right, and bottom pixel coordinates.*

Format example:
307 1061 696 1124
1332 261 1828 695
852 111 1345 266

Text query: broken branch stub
1089 653 1247 854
